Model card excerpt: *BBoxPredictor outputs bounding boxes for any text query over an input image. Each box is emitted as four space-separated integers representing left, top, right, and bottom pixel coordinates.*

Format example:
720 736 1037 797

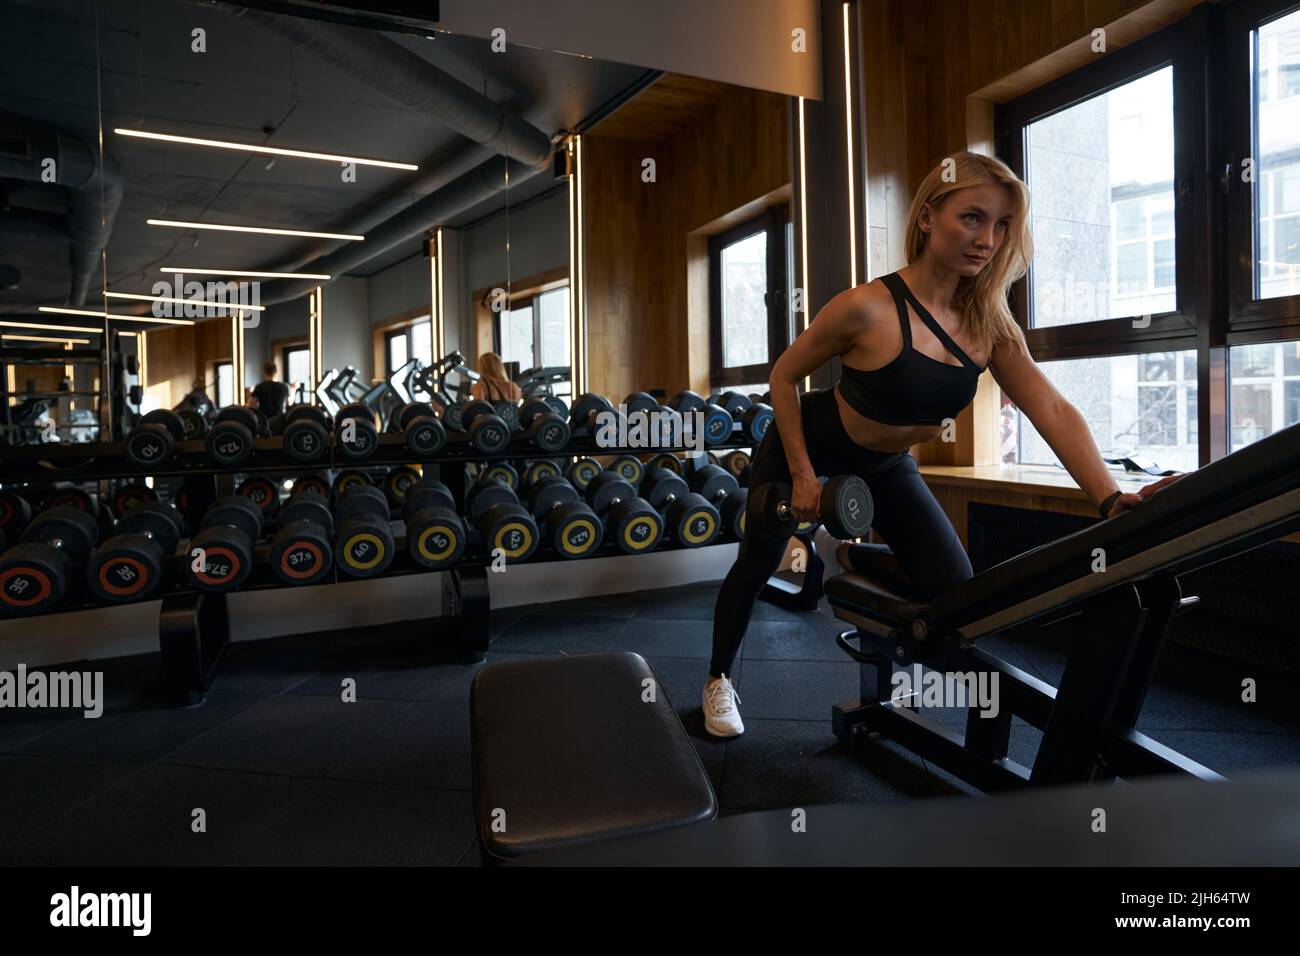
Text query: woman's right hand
790 472 823 524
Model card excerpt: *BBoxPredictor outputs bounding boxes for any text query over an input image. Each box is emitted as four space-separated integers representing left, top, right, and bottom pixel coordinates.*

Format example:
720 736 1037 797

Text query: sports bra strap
882 272 982 373
878 273 913 350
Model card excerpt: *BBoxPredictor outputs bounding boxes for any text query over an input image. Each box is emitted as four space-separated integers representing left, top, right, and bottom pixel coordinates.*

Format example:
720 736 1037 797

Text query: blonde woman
703 151 1185 737
470 352 523 404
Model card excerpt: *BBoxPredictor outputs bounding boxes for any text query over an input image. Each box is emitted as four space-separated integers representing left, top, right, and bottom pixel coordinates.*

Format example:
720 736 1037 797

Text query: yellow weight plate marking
623 515 660 551
682 510 717 545
561 518 598 555
494 521 534 558
416 524 458 562
343 532 386 570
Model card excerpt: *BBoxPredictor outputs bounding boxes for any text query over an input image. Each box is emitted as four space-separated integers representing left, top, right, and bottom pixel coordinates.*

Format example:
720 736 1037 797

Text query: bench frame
831 568 1225 790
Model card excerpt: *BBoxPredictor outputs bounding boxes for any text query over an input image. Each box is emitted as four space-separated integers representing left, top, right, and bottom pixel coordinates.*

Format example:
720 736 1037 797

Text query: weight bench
470 652 717 864
827 418 1300 790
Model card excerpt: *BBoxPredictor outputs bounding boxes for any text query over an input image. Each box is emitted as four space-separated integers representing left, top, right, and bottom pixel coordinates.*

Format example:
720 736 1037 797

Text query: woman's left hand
1108 472 1187 516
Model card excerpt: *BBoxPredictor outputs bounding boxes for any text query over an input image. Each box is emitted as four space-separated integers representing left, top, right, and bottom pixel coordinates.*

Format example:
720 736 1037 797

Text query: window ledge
917 463 1154 500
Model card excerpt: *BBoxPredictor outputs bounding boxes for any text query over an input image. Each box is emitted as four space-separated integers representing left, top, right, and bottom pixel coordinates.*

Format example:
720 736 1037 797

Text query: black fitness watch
1099 490 1122 518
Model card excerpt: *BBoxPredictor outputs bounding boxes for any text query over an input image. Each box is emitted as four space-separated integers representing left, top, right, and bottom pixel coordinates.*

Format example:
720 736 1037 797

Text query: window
281 344 310 405
1025 65 1177 327
1254 9 1300 301
214 361 233 408
492 285 572 403
384 319 432 378
708 206 791 389
999 2 1300 468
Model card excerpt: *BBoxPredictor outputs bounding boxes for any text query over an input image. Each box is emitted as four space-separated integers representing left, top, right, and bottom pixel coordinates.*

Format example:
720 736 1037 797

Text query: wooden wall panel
584 80 789 400
144 317 231 408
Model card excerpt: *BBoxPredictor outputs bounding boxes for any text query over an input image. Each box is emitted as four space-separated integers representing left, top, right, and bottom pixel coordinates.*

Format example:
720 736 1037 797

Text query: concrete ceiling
0 0 653 315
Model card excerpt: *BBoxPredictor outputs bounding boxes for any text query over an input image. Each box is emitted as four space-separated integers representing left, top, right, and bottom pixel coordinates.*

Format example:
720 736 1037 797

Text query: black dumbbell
280 404 333 463
331 468 373 503
383 465 423 511
520 399 571 453
646 452 683 477
491 401 520 431
270 492 334 586
643 466 718 547
87 502 184 603
124 409 185 466
403 481 466 569
624 392 659 417
526 475 603 559
609 454 644 487
474 462 513 491
45 485 100 519
740 403 774 444
292 473 332 499
722 450 752 483
176 408 208 440
335 402 380 462
718 392 752 418
466 478 538 563
461 401 511 454
720 488 748 540
0 506 100 614
333 484 394 578
543 396 568 419
668 391 733 447
565 457 602 491
581 471 663 555
749 475 873 540
206 406 267 467
0 490 34 543
688 463 740 508
111 482 159 518
521 459 562 491
390 402 446 458
237 475 281 519
569 393 614 433
443 400 468 432
186 495 263 592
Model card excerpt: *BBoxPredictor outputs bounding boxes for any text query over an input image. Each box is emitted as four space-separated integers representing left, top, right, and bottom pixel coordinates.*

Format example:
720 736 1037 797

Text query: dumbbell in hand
0 506 100 614
186 495 264 592
205 406 268 467
750 475 873 540
582 471 663 554
403 481 466 569
466 476 538 563
526 475 603 559
333 484 394 578
270 492 334 586
87 502 184 603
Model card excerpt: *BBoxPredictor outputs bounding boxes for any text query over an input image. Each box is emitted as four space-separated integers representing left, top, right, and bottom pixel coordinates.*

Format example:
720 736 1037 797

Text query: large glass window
709 206 790 388
1011 350 1199 473
721 231 769 368
1255 8 1300 300
1026 66 1176 327
537 286 570 368
499 305 534 372
283 345 310 404
1229 339 1300 449
215 361 233 408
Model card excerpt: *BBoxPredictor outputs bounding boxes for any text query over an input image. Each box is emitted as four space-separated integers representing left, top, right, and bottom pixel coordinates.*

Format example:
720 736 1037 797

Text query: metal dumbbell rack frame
1 422 755 705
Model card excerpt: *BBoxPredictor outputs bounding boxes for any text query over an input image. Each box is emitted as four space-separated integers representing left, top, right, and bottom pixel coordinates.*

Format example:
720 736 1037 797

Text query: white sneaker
703 674 744 737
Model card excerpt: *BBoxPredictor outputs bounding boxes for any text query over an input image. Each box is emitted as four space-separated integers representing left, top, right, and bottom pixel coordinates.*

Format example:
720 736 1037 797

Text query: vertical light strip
137 331 148 388
314 286 324 390
567 140 577 394
307 291 317 395
436 228 445 360
797 96 812 392
229 314 238 408
843 2 857 289
575 134 587 394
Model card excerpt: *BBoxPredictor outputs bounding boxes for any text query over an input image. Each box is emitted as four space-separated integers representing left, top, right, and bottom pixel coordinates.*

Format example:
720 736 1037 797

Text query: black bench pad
471 652 717 860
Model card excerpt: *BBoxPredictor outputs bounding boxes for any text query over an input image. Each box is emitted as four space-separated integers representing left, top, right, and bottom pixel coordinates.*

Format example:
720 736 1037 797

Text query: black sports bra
837 271 987 427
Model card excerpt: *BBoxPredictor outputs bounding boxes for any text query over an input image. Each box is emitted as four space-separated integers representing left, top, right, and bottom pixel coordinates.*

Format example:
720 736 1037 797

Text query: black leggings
709 387 975 677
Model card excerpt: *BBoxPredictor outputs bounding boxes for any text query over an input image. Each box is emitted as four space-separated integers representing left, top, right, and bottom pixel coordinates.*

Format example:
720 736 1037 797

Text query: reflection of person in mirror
471 352 522 403
251 361 291 417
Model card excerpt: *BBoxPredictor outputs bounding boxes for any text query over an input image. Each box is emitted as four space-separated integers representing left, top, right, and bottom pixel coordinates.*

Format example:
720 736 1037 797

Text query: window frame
708 205 791 390
997 7 1215 463
492 284 570 372
279 341 310 404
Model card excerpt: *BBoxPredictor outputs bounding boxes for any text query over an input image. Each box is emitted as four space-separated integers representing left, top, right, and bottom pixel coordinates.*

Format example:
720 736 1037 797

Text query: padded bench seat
470 651 717 863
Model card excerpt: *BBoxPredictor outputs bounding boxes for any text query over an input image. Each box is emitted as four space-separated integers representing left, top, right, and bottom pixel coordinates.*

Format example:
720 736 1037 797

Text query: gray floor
3 580 1299 866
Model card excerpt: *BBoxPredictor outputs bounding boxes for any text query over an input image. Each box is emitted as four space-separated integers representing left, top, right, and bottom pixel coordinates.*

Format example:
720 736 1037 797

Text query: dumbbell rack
1 426 755 705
